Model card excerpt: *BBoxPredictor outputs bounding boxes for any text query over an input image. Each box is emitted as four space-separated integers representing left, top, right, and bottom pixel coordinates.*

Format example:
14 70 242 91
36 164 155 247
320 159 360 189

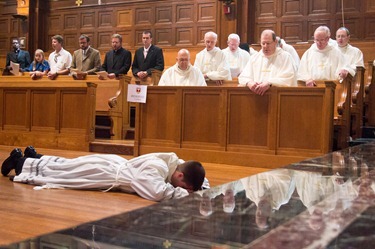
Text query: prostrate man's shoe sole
1 148 23 176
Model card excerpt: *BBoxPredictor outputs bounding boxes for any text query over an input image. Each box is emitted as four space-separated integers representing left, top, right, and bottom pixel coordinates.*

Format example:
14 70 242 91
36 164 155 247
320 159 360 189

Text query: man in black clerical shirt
100 34 132 79
6 38 31 72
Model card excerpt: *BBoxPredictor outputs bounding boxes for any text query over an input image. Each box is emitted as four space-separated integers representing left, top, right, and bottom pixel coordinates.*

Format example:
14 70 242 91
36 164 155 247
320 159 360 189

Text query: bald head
176 49 191 70
260 30 277 56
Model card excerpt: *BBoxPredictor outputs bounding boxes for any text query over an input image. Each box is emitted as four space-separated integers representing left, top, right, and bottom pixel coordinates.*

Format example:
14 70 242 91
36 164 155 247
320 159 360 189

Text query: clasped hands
245 81 271 96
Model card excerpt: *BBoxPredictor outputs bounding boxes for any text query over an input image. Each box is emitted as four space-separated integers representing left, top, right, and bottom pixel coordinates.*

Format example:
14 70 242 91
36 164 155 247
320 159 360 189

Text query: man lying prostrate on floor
1 146 209 202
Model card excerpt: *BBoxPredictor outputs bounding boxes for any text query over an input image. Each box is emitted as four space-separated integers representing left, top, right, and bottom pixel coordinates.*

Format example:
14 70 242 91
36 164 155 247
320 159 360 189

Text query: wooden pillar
28 0 48 55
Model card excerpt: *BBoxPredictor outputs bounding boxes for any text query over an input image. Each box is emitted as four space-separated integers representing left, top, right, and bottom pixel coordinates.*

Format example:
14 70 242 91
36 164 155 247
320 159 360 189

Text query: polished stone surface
3 143 375 248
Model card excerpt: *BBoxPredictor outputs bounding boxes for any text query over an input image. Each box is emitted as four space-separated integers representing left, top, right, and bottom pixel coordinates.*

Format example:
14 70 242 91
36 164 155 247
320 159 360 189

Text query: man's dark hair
178 160 205 191
143 30 153 38
239 43 249 52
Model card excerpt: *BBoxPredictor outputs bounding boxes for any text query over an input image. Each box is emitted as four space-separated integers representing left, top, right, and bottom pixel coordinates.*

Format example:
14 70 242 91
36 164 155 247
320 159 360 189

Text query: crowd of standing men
5 25 366 95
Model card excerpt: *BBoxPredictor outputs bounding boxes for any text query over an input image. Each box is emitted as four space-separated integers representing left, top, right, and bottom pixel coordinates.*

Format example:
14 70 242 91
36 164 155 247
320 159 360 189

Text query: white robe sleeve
158 68 170 86
238 57 256 85
206 50 232 81
267 52 296 87
297 51 312 82
130 159 189 201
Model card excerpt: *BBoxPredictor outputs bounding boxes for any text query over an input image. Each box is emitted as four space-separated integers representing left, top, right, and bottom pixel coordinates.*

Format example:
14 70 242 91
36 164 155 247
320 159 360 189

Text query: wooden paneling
98 10 113 27
155 6 172 24
367 0 375 12
140 89 181 145
176 4 194 23
253 0 375 44
135 7 153 26
135 83 336 168
227 92 270 147
64 14 79 30
48 15 61 31
0 18 9 34
117 10 132 27
31 91 57 131
0 78 96 151
282 0 304 16
81 11 96 29
176 27 194 46
308 0 330 15
182 90 224 148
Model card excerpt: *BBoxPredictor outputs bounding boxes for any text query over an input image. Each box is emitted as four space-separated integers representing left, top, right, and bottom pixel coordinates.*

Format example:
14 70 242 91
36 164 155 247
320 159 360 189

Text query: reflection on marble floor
5 143 375 249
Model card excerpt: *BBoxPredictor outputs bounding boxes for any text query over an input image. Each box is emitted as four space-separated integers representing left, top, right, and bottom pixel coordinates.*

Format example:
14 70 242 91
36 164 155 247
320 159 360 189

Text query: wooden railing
0 79 96 151
298 76 353 150
134 82 335 168
0 75 132 140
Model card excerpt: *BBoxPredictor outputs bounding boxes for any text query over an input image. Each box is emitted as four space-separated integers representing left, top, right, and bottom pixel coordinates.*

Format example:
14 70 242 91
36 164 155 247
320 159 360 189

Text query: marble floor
3 142 375 249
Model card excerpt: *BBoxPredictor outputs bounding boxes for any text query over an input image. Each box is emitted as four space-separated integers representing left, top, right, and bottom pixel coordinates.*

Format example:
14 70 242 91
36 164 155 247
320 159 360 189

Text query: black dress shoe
1 148 23 176
24 146 38 158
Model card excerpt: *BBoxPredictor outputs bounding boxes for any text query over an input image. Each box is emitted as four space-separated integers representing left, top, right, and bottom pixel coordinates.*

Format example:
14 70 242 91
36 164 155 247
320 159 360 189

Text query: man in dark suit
70 34 101 75
100 34 132 79
131 31 164 80
6 38 31 72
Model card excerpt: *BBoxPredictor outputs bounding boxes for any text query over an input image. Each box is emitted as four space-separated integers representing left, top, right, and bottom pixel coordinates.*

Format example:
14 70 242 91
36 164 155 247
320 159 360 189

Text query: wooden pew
350 66 365 139
298 76 353 150
364 61 375 126
85 75 132 140
134 82 335 168
0 79 96 151
0 75 132 140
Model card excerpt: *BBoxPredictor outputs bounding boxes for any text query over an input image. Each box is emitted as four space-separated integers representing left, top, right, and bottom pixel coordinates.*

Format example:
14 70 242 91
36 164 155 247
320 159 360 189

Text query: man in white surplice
222 33 251 79
238 29 296 96
298 26 349 87
194 31 231 85
335 27 364 77
158 49 206 86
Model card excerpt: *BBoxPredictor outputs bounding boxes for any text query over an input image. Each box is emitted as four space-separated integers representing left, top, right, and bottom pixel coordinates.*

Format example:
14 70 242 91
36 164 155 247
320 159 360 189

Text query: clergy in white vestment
298 26 349 87
276 36 300 71
194 31 231 85
238 29 296 96
222 33 251 79
158 49 206 86
2 147 208 202
335 27 364 77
